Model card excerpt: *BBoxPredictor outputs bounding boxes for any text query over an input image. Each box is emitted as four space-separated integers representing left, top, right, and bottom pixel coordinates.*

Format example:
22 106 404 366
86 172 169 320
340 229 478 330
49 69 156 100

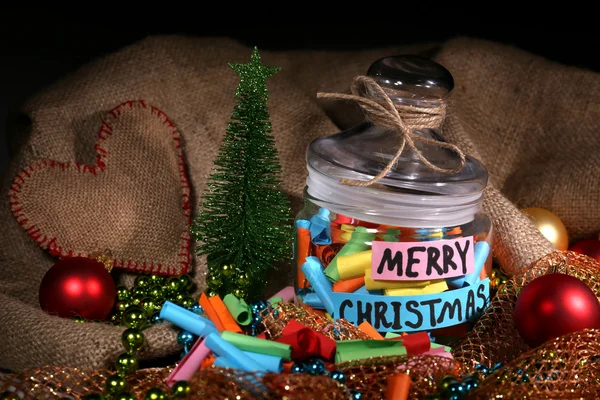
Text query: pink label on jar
371 236 474 281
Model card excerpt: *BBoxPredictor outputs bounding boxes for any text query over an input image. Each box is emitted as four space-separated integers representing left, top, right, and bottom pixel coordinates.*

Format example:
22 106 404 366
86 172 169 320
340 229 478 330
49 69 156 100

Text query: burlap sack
1 36 597 371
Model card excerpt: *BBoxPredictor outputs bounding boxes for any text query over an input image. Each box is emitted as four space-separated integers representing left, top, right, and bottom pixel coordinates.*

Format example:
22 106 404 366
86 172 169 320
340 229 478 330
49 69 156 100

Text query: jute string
317 76 466 187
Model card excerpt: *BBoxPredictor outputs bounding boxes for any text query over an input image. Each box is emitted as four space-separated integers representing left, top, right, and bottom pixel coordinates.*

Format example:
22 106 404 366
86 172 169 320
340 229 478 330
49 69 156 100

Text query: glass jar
294 55 493 337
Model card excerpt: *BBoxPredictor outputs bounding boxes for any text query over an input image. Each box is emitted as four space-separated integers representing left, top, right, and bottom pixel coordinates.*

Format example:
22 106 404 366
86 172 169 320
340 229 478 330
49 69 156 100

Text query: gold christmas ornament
521 207 569 250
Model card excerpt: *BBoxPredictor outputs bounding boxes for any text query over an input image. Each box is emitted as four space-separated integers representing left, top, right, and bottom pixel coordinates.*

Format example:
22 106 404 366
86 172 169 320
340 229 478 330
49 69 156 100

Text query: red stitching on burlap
7 100 192 276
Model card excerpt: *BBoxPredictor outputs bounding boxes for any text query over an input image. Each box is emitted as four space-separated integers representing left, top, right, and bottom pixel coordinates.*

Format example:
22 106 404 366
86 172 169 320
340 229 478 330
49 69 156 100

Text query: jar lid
308 55 488 196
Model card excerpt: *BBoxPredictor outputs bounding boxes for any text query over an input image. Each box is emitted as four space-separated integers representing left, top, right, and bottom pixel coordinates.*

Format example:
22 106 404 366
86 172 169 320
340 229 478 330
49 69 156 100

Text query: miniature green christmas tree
191 47 292 301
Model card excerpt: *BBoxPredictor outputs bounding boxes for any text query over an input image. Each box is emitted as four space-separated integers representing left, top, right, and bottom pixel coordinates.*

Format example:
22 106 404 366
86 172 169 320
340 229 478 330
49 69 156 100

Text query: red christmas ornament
569 239 600 263
39 257 116 320
514 273 600 348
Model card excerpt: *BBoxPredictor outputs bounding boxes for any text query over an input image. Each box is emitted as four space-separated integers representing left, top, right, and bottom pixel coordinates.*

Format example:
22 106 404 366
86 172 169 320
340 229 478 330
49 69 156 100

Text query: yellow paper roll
337 250 373 280
364 269 431 290
384 279 448 296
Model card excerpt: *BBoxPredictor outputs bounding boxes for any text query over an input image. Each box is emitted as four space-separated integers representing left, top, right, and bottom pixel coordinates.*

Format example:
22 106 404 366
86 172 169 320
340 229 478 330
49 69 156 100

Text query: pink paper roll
167 339 211 387
269 286 297 304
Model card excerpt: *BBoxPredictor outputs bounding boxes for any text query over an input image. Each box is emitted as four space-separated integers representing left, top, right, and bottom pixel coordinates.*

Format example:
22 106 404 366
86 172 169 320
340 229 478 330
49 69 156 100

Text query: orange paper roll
296 223 312 288
332 276 365 293
199 293 224 331
208 295 243 333
201 355 216 369
386 373 411 400
358 321 384 340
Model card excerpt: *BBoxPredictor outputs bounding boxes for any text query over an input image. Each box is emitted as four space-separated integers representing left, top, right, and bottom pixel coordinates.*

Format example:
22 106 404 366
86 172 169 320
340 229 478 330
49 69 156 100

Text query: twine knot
317 76 466 187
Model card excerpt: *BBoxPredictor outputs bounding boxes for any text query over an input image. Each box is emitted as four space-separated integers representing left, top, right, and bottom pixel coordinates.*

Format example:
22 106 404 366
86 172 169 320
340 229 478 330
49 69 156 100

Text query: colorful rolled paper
358 321 384 340
223 294 252 326
446 241 490 288
167 339 211 387
269 286 297 304
301 256 335 315
209 294 242 333
204 332 263 372
242 351 283 373
387 331 431 354
332 276 365 293
296 220 312 288
159 301 217 337
324 227 375 282
275 320 336 361
364 269 431 291
386 373 411 400
337 250 372 280
221 331 292 360
199 293 224 331
309 208 332 245
302 292 324 309
335 339 407 363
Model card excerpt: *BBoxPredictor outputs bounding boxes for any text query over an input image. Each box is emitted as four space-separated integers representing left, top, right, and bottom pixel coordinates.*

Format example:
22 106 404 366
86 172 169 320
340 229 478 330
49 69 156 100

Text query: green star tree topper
191 47 292 300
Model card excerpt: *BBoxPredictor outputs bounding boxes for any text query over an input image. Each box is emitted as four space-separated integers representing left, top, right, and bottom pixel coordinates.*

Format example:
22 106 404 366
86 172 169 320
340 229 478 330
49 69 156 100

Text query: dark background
1 9 598 177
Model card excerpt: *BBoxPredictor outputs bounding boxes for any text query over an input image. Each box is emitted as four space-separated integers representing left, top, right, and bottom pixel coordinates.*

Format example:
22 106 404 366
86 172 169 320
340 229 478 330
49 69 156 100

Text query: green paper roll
223 294 252 326
431 343 452 352
385 332 401 339
269 296 283 305
335 339 407 363
221 331 292 361
324 227 375 282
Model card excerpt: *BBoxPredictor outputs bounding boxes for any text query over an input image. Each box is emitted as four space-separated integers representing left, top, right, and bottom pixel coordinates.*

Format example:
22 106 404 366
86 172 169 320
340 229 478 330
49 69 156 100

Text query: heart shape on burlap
9 100 192 275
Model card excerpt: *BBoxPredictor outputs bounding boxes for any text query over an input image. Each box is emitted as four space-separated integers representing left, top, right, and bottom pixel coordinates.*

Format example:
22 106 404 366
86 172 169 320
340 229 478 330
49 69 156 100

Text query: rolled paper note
384 332 401 339
365 269 431 291
199 293 224 331
315 244 341 267
383 280 448 296
386 373 411 400
337 250 372 280
446 241 490 288
223 294 253 326
309 208 332 245
332 214 354 225
353 285 384 295
205 332 264 372
430 343 452 352
208 295 242 333
301 256 335 316
201 355 216 369
276 320 336 361
302 292 324 309
387 332 430 355
221 331 292 360
159 301 217 337
335 339 407 363
269 286 297 304
167 339 211 387
339 224 356 242
242 351 283 373
269 297 283 306
332 276 365 293
324 226 375 282
213 356 237 369
358 321 385 340
445 226 462 236
381 228 401 242
296 220 312 288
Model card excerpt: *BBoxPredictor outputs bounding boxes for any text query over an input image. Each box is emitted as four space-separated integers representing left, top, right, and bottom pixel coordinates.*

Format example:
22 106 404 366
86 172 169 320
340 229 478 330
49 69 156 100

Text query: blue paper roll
309 208 332 245
159 301 218 337
244 351 283 373
213 356 237 369
296 219 310 230
301 256 335 315
354 285 384 295
446 241 490 288
205 332 264 372
302 292 324 309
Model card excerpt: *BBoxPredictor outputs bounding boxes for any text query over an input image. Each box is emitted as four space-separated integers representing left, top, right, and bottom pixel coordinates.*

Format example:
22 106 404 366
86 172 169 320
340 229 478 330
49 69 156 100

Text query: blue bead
329 370 346 385
443 382 466 399
307 359 326 375
189 303 204 314
349 389 362 400
492 362 503 371
462 376 479 392
176 331 195 347
151 313 162 324
290 363 306 374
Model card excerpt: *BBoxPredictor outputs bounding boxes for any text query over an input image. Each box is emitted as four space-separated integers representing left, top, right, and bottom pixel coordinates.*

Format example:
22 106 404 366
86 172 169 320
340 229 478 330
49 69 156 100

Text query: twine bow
317 76 466 187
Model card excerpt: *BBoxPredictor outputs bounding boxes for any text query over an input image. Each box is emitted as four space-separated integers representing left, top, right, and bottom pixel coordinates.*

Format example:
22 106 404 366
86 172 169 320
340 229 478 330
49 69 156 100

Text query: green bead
122 328 145 352
110 314 121 325
221 264 235 278
233 288 247 299
132 285 148 297
237 273 250 288
140 297 159 316
73 316 87 323
115 352 138 375
0 392 21 400
178 275 193 291
149 274 165 285
144 388 167 400
181 297 195 308
104 374 127 395
171 380 191 398
131 294 146 306
147 285 165 301
114 392 136 400
82 395 106 400
123 306 148 329
166 276 182 292
207 273 223 289
173 293 185 304
116 285 130 301
439 375 458 390
117 301 131 312
134 276 151 290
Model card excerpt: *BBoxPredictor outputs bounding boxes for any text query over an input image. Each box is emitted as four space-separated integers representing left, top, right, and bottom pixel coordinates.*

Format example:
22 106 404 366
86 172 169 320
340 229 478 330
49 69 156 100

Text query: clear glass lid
308 55 488 196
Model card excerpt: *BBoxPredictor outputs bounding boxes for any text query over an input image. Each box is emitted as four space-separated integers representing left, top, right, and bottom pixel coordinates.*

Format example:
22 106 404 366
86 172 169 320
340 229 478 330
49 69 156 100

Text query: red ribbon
388 331 431 355
275 320 336 361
